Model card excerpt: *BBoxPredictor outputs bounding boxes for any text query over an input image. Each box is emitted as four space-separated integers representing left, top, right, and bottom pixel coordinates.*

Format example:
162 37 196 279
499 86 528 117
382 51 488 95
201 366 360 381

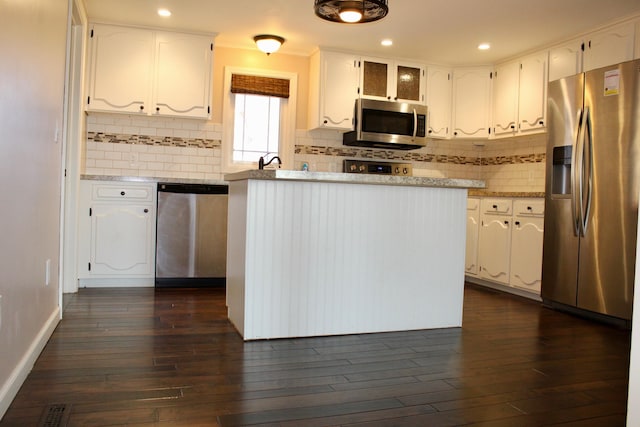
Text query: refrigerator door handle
572 108 584 237
581 107 593 236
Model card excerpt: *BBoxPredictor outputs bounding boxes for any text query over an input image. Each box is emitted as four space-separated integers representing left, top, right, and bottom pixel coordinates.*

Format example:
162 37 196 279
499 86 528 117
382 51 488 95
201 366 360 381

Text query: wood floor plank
0 284 631 426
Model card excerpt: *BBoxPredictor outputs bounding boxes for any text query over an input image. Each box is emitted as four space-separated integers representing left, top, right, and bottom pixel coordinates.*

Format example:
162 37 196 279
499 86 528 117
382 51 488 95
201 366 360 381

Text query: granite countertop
224 169 485 190
468 189 546 198
81 174 228 186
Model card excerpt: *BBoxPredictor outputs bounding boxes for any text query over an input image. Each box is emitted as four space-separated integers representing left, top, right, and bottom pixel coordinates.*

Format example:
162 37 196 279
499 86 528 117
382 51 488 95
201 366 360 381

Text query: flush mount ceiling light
253 34 285 55
478 43 491 50
157 8 171 17
314 0 389 24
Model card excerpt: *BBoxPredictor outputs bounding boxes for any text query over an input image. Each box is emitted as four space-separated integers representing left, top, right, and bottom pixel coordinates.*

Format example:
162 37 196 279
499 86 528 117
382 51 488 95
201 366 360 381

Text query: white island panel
227 177 468 340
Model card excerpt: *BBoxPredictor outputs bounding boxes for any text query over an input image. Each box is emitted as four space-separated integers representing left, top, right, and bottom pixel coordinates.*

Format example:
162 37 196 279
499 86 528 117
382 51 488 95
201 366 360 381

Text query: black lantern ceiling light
314 0 389 24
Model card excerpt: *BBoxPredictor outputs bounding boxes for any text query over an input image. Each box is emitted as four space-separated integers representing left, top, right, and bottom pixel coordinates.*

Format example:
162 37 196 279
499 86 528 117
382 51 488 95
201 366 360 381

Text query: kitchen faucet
258 154 282 170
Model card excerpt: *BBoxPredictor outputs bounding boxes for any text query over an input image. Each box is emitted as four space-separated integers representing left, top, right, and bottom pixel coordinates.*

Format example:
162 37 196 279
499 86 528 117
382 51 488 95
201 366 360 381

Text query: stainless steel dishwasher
155 183 228 287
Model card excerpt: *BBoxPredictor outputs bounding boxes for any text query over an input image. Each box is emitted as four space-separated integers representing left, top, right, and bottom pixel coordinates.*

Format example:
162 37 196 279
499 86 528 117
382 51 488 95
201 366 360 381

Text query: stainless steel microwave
343 98 428 150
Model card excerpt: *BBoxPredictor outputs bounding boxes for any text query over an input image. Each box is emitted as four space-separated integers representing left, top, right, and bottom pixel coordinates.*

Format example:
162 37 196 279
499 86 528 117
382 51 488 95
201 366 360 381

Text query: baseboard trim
0 307 60 420
465 275 542 302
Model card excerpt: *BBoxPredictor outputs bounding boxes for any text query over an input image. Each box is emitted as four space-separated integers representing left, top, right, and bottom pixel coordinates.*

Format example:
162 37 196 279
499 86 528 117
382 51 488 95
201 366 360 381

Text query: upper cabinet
360 57 426 104
425 66 452 139
492 51 548 137
583 21 635 72
518 52 548 133
451 67 492 139
549 38 583 82
491 61 520 137
87 23 214 119
308 50 360 130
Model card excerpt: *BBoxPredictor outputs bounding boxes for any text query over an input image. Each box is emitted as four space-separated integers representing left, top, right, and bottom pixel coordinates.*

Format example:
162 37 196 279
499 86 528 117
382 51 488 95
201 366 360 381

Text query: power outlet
45 259 51 286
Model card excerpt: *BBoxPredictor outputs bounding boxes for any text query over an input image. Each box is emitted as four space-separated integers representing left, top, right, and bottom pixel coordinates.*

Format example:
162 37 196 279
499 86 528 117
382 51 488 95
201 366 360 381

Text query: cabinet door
309 51 359 129
510 216 544 293
452 67 492 139
478 216 511 284
87 24 153 113
465 198 480 276
492 61 519 137
549 39 583 82
395 61 425 104
583 22 635 72
518 52 548 133
153 31 213 118
426 66 452 138
361 57 393 101
90 204 154 275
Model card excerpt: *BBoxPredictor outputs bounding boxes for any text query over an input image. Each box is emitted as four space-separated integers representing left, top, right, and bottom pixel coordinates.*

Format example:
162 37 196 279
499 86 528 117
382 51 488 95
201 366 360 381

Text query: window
222 67 298 173
232 94 281 162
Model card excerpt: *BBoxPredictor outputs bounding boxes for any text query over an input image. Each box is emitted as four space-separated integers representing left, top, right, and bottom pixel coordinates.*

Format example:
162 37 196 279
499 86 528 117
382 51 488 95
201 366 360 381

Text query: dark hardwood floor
1 284 631 426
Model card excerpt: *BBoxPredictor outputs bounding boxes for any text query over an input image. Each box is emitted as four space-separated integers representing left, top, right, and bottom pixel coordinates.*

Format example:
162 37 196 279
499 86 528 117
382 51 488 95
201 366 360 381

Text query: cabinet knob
515 221 520 226
527 206 532 210
454 132 458 136
492 204 497 209
510 125 515 129
428 130 432 134
394 97 398 101
323 120 328 124
539 121 544 125
144 208 149 213
387 96 391 100
139 105 144 111
120 191 125 196
156 107 160 112
504 220 509 225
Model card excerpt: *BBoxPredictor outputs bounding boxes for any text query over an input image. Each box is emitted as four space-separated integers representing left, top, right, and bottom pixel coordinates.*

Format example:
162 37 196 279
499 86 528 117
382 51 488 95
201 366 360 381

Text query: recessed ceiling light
381 39 393 47
478 43 491 50
158 8 171 17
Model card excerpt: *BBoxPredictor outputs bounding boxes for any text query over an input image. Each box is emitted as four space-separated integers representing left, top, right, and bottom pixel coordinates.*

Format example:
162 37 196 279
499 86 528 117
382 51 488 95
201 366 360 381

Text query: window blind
230 74 290 99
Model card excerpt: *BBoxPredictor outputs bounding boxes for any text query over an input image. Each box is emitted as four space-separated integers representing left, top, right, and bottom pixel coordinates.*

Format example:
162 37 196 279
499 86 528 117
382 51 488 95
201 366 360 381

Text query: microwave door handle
412 109 418 139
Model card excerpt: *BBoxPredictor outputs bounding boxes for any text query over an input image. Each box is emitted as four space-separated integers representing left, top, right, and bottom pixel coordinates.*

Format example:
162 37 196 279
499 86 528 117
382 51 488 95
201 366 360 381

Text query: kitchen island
225 170 484 340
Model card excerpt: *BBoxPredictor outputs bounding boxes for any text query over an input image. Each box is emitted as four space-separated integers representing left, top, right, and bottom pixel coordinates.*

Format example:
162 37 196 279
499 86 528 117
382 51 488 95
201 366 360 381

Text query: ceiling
83 0 640 66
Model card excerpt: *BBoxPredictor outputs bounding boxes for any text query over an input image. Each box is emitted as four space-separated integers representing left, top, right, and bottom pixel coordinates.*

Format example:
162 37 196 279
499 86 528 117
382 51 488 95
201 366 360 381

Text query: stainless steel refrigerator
542 59 640 322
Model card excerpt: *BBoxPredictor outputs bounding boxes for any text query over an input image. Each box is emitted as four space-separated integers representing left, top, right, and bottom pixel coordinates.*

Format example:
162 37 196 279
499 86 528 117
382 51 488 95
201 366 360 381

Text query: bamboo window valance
230 74 290 99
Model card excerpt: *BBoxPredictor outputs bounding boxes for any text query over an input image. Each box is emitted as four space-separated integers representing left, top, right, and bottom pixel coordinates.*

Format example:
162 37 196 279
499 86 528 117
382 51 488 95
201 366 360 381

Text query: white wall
0 0 69 418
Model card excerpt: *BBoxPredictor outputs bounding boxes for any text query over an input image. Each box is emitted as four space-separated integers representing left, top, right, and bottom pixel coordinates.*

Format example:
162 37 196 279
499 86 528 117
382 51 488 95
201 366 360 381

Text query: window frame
222 66 297 173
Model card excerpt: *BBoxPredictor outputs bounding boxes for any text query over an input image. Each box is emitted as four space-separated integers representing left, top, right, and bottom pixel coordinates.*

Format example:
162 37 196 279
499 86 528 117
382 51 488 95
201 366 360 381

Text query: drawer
467 198 480 211
91 183 155 202
481 198 512 215
513 199 544 216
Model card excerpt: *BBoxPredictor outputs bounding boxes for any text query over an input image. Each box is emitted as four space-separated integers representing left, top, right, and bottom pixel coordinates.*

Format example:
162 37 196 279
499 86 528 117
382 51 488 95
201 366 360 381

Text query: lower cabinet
466 197 544 298
478 198 512 284
510 200 544 293
465 198 480 276
78 180 157 287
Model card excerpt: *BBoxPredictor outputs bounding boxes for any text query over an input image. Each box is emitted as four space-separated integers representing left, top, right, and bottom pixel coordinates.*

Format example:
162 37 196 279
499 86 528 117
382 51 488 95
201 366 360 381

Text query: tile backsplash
85 113 546 192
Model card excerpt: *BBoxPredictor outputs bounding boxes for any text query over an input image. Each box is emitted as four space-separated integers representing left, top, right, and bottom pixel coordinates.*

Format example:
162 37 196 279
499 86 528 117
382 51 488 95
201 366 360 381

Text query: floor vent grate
38 404 71 427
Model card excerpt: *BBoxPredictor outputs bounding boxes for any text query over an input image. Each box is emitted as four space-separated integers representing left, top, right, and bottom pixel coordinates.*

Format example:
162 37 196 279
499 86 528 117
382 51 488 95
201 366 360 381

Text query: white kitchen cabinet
87 24 153 114
518 51 548 133
492 51 547 137
491 61 520 137
308 50 360 130
426 66 452 139
549 38 583 82
478 199 512 284
583 21 635 72
360 57 426 104
510 199 544 293
465 198 480 276
78 180 156 286
451 67 492 139
87 23 213 119
153 31 213 118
